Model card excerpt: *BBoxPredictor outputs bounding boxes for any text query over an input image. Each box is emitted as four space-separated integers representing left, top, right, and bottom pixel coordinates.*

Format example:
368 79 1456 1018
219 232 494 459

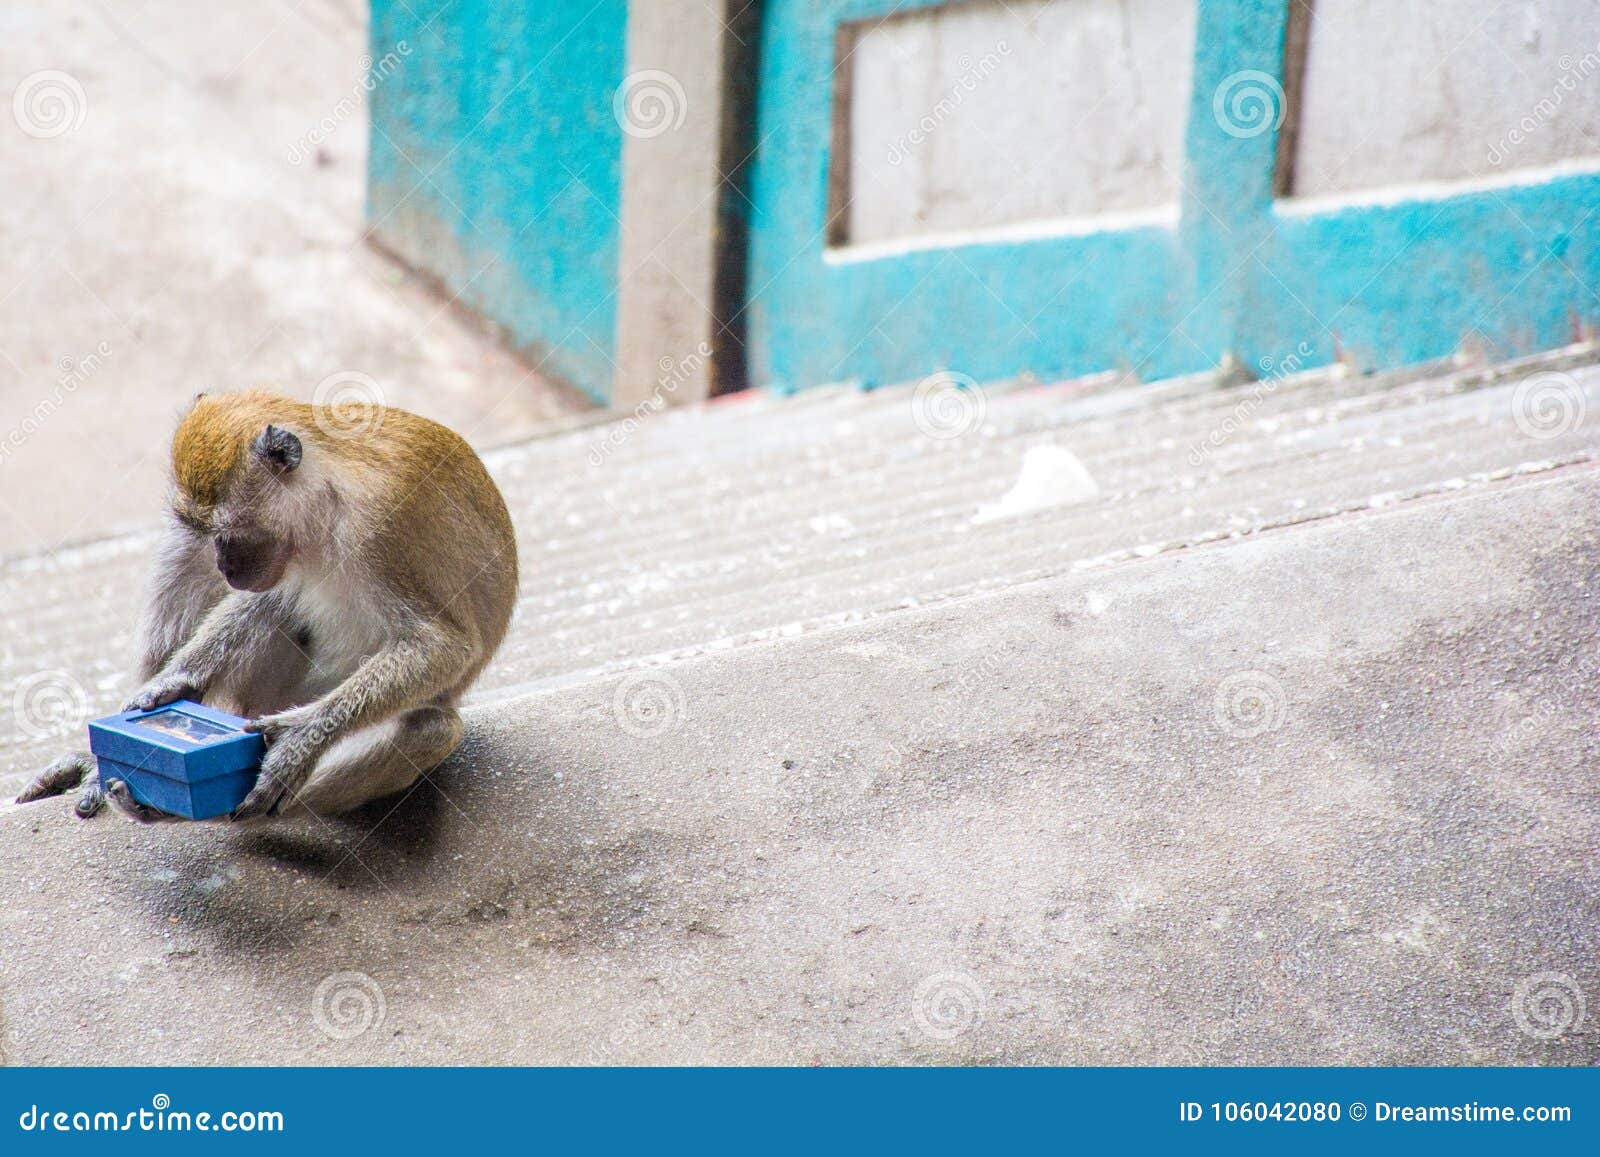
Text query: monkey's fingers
15 751 95 804
75 780 106 818
231 776 286 821
242 706 315 746
104 779 184 824
122 672 197 714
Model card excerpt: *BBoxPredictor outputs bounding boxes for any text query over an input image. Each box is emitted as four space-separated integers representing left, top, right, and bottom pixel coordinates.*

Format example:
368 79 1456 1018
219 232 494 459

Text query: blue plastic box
88 699 264 819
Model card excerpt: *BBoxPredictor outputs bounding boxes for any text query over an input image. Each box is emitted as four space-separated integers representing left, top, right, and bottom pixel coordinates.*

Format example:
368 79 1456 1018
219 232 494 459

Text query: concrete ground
1 351 1597 1065
1 469 1596 1064
0 0 590 556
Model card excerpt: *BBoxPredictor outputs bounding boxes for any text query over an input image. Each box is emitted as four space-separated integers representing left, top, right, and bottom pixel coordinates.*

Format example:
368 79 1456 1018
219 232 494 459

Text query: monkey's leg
14 751 104 817
274 704 465 818
235 625 476 819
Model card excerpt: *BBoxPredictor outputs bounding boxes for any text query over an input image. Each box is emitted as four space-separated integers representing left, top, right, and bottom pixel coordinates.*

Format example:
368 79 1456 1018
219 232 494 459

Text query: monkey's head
170 392 311 593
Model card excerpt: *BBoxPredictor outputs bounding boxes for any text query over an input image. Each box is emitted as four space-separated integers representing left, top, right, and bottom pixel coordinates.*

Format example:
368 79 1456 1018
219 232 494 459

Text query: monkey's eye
173 506 209 536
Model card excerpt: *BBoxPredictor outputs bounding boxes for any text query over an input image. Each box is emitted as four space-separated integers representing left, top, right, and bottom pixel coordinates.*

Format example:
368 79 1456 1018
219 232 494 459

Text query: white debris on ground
973 444 1100 525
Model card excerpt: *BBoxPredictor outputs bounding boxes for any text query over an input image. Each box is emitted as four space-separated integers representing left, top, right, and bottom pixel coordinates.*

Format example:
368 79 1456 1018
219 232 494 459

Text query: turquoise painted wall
367 0 628 403
747 0 1600 391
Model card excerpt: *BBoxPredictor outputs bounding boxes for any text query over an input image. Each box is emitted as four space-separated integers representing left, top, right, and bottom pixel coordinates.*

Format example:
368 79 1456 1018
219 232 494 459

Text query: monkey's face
174 421 304 593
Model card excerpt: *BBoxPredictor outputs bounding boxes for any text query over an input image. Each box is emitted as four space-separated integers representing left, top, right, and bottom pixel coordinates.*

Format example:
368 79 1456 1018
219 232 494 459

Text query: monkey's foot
15 752 104 818
104 779 183 824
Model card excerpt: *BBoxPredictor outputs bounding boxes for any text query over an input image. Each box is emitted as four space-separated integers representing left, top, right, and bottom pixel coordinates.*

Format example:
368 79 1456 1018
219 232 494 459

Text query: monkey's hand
232 709 324 820
123 669 202 713
15 751 105 818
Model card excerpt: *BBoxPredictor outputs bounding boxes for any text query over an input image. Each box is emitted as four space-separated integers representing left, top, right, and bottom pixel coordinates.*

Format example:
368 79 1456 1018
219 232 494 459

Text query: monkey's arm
125 592 294 711
232 620 474 819
135 524 228 680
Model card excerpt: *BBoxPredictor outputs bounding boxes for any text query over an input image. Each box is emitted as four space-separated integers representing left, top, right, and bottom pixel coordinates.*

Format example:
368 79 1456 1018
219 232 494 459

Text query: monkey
15 388 517 822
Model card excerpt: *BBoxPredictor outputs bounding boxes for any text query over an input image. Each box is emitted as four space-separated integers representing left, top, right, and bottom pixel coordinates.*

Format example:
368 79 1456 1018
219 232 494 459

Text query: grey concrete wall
1293 0 1600 197
844 0 1197 245
612 0 736 409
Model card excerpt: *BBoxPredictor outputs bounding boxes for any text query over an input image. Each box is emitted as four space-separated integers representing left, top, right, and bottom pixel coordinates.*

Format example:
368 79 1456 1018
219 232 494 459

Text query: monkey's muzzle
214 530 290 593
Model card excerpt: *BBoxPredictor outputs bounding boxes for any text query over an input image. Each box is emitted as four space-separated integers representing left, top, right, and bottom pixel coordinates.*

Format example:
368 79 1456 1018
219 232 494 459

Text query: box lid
88 700 265 783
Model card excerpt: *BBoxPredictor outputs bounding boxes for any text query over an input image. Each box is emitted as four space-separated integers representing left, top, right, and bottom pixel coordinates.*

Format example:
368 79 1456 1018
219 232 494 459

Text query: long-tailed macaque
17 389 517 821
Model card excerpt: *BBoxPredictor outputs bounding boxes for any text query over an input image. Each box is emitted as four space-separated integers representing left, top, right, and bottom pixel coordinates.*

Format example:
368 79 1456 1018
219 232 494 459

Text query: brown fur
173 390 390 508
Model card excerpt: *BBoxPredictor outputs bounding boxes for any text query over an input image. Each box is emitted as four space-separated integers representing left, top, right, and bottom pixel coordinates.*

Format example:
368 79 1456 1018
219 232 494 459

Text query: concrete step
508 377 1597 628
512 354 1591 584
3 348 1599 792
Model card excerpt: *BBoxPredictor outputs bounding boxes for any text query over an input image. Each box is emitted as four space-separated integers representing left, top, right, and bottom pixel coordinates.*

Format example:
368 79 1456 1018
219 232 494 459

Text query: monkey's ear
252 424 302 475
